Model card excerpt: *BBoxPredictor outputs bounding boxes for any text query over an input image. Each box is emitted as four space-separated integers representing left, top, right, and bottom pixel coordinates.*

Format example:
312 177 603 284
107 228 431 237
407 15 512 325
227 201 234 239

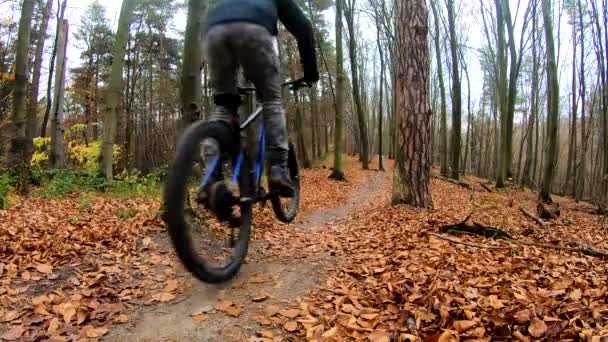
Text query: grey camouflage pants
203 22 288 167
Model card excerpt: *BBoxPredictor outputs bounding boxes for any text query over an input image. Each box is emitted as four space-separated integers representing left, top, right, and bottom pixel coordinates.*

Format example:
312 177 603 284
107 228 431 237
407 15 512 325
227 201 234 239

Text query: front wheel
271 142 300 223
164 121 252 283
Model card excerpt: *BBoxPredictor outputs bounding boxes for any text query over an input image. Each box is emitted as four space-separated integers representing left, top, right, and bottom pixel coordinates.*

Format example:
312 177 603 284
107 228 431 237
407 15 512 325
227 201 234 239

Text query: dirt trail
109 172 386 341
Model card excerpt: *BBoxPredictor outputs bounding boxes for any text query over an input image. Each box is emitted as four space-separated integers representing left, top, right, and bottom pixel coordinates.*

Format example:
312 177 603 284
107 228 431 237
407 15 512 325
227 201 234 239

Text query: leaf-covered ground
0 155 370 341
2 157 608 341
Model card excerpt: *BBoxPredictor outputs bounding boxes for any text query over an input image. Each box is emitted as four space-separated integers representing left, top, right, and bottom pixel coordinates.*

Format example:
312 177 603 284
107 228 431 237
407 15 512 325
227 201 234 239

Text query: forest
1 0 608 340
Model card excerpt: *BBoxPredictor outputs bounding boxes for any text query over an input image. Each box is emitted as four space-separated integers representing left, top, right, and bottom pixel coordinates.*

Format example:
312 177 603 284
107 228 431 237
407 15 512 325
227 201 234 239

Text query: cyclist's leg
199 24 240 202
233 24 293 196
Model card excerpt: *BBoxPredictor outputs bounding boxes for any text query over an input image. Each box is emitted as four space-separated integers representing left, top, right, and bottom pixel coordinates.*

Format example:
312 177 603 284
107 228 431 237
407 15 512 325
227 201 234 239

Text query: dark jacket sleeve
276 0 319 82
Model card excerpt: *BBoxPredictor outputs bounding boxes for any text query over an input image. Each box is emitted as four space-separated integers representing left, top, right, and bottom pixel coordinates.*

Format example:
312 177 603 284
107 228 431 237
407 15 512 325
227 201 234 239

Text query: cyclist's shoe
269 165 295 198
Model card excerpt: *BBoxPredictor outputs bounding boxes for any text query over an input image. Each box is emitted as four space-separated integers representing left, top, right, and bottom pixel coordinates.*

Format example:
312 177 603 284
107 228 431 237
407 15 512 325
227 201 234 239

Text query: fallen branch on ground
432 174 471 189
480 182 494 193
426 233 511 250
520 207 548 227
438 212 608 259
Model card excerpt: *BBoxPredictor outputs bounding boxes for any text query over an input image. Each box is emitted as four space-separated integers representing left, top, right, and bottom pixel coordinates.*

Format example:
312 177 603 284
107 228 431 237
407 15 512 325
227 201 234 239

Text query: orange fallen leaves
0 325 25 341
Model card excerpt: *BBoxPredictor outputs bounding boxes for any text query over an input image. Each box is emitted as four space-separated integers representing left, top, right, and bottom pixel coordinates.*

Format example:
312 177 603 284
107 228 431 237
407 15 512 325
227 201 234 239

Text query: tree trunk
49 19 68 168
27 0 52 143
330 0 345 180
495 0 509 188
375 11 385 172
461 52 472 175
576 0 587 201
41 0 66 138
430 0 448 176
446 0 461 180
522 0 538 189
180 0 206 129
2 0 36 191
100 0 135 179
392 0 432 208
343 0 369 169
503 0 519 178
565 7 578 196
540 0 560 203
295 92 311 168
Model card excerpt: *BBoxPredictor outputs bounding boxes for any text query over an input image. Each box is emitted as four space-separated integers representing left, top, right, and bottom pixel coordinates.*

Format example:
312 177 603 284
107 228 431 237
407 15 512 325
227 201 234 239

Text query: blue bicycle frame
199 106 266 195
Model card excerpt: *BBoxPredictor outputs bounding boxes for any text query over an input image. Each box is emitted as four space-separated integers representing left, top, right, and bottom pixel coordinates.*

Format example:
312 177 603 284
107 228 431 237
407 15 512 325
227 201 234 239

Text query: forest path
109 170 388 341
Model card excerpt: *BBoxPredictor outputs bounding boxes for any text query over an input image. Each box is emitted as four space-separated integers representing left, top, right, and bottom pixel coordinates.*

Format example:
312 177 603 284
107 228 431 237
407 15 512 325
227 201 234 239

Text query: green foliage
67 139 121 171
33 168 162 199
0 173 19 209
37 170 109 198
116 207 139 220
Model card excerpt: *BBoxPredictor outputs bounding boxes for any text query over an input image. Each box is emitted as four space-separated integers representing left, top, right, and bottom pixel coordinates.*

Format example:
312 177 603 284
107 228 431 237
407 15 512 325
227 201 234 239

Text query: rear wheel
271 142 300 223
164 121 252 283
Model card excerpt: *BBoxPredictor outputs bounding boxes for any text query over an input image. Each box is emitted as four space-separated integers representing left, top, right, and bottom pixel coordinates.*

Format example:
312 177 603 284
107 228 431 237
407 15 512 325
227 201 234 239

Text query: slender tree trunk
100 0 135 179
376 11 385 172
392 0 432 208
2 0 36 191
330 0 345 180
540 0 560 203
49 19 68 168
41 0 66 138
430 0 448 176
343 0 369 169
446 0 461 180
522 0 538 188
180 0 205 129
495 0 509 187
503 0 519 178
295 92 311 168
461 53 472 174
565 8 578 196
576 0 587 201
27 0 52 143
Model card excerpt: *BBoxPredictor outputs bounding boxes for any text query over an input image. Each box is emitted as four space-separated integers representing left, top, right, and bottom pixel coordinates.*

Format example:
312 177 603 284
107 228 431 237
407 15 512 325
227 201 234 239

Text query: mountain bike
164 79 308 283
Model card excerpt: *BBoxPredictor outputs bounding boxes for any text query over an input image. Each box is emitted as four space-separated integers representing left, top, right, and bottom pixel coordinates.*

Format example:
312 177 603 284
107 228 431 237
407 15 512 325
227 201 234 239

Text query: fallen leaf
453 320 476 333
164 279 178 293
264 305 280 317
21 271 31 280
279 308 300 319
252 295 269 302
77 310 88 325
2 310 20 322
361 313 380 320
514 309 530 323
32 295 49 306
84 325 109 338
257 330 274 338
47 317 59 334
1 325 25 341
284 321 298 332
528 317 547 337
36 263 53 274
322 326 338 338
254 315 272 326
114 314 129 323
158 292 176 302
61 304 76 323
142 237 152 247
368 330 391 342
192 314 208 321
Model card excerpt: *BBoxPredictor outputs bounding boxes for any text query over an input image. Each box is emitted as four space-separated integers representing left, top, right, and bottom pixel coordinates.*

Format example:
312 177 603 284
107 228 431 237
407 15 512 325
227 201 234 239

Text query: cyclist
200 0 319 203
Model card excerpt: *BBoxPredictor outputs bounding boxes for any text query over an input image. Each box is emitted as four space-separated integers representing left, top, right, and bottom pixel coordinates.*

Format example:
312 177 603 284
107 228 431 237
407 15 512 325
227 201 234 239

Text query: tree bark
430 0 448 176
49 19 68 168
343 0 369 169
540 0 560 203
495 0 509 188
330 0 345 180
576 0 587 201
522 0 538 189
375 10 385 172
180 0 206 129
565 4 578 196
27 0 52 144
446 0 461 180
392 0 433 208
41 0 66 138
2 0 36 191
99 0 135 179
